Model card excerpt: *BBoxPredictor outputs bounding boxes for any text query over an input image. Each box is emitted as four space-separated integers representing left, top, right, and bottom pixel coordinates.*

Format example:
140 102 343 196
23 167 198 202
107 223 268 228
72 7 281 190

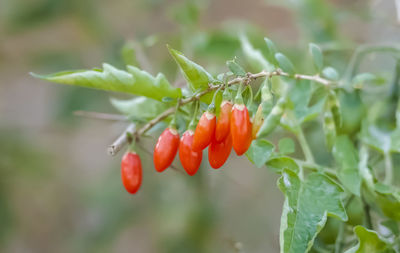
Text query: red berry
192 111 216 151
231 103 253 156
121 152 142 194
153 127 180 172
208 134 232 169
215 100 233 142
179 130 203 176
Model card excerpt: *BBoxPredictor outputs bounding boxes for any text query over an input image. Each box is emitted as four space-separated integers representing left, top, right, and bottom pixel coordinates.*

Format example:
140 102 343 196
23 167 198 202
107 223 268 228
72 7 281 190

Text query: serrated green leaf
278 138 295 155
245 139 275 168
168 46 214 95
309 43 324 72
275 53 295 75
266 157 299 174
344 226 394 253
279 170 347 253
333 135 361 196
31 63 182 101
322 66 339 81
240 35 274 72
110 97 167 122
226 59 246 77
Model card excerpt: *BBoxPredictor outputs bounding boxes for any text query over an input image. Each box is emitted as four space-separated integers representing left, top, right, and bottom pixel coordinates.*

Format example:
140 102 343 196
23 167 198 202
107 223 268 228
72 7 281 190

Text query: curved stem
297 126 315 164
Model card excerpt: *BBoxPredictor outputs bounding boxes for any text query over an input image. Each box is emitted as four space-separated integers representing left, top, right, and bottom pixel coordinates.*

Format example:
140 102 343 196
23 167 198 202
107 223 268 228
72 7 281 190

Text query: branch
108 124 136 156
74 110 127 121
108 69 335 156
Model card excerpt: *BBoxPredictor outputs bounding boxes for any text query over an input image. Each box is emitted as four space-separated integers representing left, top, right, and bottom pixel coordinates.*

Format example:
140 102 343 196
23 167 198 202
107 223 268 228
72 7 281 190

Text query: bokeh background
1 0 399 252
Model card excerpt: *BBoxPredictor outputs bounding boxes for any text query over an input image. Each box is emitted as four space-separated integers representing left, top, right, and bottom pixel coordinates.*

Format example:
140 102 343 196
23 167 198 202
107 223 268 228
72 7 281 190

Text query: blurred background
0 0 399 252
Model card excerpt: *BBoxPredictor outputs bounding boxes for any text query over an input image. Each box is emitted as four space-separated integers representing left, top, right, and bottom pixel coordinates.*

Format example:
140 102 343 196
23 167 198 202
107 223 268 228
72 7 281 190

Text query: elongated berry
192 111 216 151
153 127 180 172
121 152 142 194
179 130 203 176
208 134 232 169
231 103 252 155
215 100 233 142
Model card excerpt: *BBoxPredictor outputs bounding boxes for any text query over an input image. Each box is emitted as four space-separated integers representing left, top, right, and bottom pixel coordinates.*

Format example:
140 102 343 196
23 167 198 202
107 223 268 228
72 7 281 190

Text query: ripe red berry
208 134 232 169
192 111 216 151
179 130 203 176
153 127 180 172
215 100 233 142
231 103 253 156
121 152 142 194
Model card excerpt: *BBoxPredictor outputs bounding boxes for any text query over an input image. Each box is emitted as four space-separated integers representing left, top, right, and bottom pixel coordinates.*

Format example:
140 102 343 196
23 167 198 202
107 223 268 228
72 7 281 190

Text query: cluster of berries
121 100 260 194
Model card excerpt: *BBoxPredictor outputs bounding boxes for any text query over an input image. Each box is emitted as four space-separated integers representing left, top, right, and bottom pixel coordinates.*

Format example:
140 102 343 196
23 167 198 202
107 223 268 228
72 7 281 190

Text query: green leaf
309 43 324 72
278 138 295 155
110 97 167 122
333 135 361 196
226 59 246 77
120 41 140 67
375 186 400 221
279 170 347 253
264 37 278 65
322 66 339 81
31 63 182 101
245 139 275 168
287 80 326 124
275 53 295 75
266 157 299 174
257 96 286 138
240 35 274 72
352 73 380 89
344 226 394 253
168 46 214 94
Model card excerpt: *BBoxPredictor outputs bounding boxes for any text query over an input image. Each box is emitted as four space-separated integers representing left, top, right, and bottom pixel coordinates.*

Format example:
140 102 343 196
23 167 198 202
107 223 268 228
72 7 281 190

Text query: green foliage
345 226 395 253
278 169 347 253
31 64 182 101
32 34 400 252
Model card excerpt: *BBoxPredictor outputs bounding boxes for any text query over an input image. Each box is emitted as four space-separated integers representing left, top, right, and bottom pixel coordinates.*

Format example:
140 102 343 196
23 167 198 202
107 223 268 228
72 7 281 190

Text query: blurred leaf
266 157 299 174
264 37 278 65
257 96 286 138
360 123 391 153
322 66 339 81
245 139 275 168
323 105 336 150
278 169 347 253
352 73 384 89
110 97 167 122
226 59 246 77
121 41 140 67
333 135 361 196
240 35 274 72
287 80 326 124
344 226 394 253
275 53 295 75
31 64 182 101
375 185 400 221
278 138 295 155
309 43 324 72
168 46 214 102
380 220 399 237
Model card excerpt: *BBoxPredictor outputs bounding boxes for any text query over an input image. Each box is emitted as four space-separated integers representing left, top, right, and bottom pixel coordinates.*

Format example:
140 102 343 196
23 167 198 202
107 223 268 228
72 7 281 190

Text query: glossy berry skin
192 112 216 151
153 128 180 172
208 134 232 169
121 152 142 194
215 101 233 143
179 130 203 176
231 103 253 156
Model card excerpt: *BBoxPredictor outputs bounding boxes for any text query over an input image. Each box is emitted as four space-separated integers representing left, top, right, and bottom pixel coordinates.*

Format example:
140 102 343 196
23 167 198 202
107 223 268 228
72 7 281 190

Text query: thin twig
74 110 127 121
108 124 136 156
108 69 335 156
